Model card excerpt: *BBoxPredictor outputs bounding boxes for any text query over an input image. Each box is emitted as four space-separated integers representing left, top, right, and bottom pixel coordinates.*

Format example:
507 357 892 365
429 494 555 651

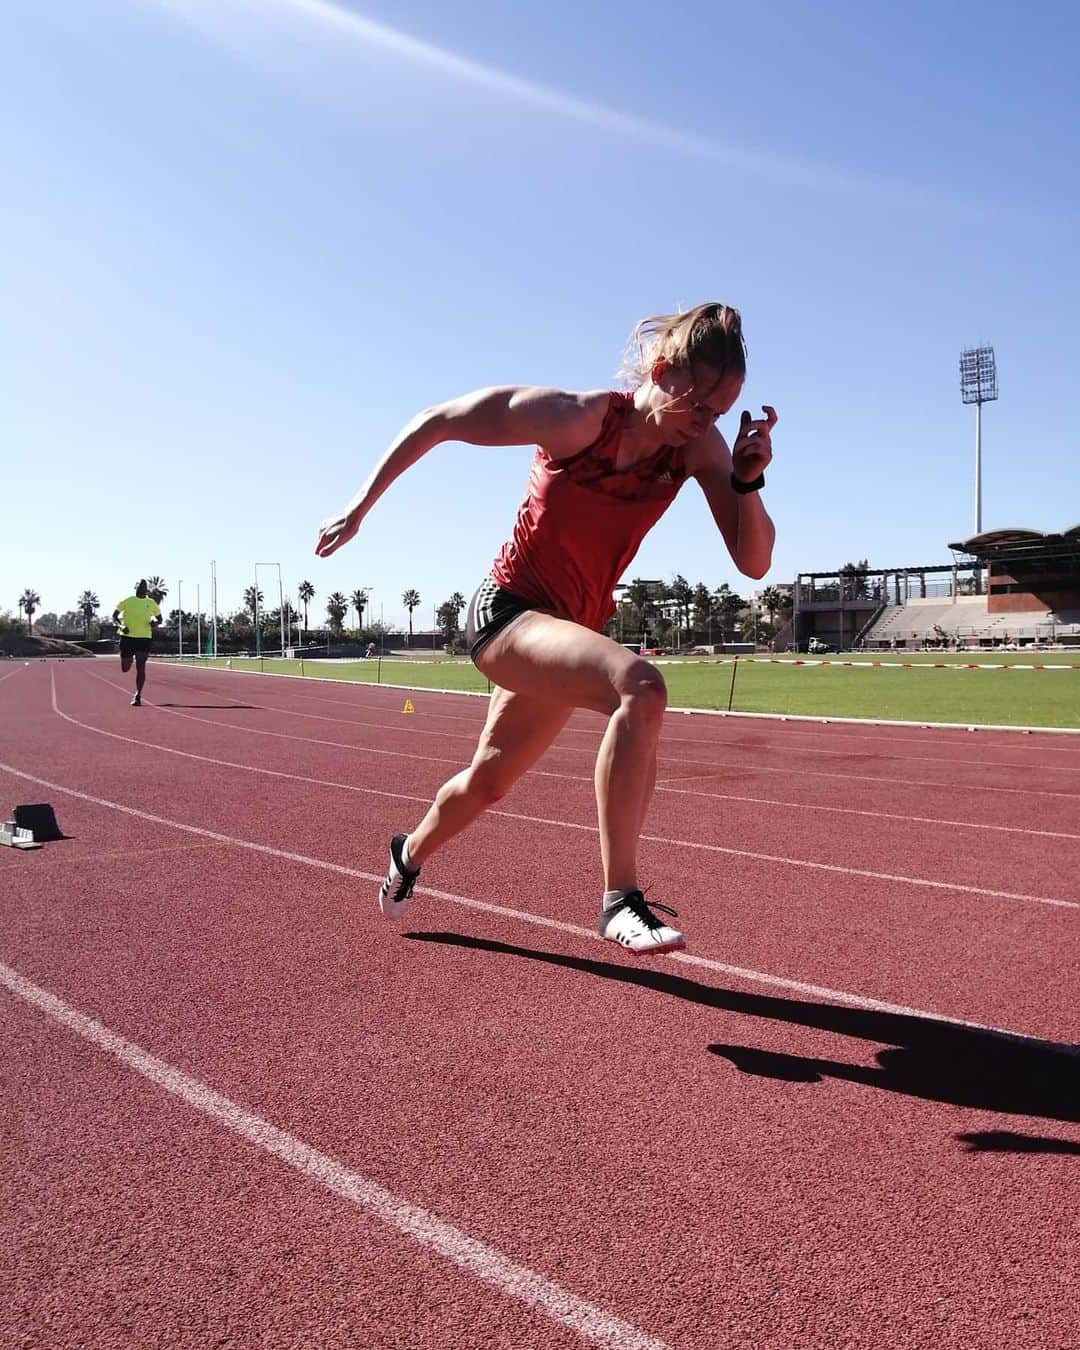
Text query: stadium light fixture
959 345 998 535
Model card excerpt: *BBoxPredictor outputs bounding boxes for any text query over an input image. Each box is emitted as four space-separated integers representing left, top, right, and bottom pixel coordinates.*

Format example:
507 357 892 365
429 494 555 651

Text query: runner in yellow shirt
112 580 161 706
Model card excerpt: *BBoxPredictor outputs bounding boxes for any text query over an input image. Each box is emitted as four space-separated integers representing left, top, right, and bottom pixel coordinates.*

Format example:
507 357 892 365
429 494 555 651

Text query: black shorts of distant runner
119 636 152 660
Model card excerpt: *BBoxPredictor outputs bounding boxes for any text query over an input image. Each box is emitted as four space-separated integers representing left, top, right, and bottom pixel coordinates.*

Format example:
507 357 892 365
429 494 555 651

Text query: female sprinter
315 303 776 955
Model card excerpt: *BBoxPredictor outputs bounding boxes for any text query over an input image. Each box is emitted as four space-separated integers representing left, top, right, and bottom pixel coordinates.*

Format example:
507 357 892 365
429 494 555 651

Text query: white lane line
495 809 1080 911
652 782 1080 842
84 670 1080 838
138 667 1080 773
48 678 1080 911
653 756 1080 801
0 667 26 687
0 961 670 1350
166 699 1080 802
148 656 1080 744
1 752 1072 1048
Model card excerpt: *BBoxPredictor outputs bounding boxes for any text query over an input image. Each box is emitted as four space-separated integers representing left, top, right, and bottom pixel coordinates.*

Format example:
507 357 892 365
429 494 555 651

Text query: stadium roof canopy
948 525 1080 565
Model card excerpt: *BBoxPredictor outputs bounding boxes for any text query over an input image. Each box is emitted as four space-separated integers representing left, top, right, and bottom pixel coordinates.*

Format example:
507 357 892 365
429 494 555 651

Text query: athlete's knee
120 657 132 672
614 659 667 721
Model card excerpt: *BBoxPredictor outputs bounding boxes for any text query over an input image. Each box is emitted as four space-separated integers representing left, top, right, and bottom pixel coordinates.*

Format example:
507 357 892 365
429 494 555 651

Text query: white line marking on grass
53 676 1080 911
1 754 1072 1049
0 962 670 1350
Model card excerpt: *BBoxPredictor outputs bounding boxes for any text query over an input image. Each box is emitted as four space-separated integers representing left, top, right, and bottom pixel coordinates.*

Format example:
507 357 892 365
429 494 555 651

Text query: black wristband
731 470 765 495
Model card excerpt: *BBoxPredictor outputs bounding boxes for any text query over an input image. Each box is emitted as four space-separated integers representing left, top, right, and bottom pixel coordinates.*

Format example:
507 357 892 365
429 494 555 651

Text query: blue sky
4 0 1078 630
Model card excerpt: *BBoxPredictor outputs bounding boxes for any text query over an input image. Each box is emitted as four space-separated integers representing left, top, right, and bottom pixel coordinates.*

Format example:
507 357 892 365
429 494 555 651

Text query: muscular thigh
476 611 658 716
469 685 574 788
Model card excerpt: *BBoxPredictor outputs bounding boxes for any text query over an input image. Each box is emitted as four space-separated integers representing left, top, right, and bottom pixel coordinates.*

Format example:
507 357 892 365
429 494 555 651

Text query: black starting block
12 803 65 842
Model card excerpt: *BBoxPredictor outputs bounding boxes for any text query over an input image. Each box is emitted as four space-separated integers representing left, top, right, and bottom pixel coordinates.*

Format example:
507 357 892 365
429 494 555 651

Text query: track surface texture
3 659 1078 1350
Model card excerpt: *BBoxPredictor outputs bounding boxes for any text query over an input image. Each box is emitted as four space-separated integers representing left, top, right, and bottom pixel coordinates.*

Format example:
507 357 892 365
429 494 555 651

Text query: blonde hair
621 302 746 388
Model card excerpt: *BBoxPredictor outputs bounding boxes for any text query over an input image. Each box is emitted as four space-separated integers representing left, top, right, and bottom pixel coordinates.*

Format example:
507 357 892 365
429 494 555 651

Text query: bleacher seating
862 598 1080 648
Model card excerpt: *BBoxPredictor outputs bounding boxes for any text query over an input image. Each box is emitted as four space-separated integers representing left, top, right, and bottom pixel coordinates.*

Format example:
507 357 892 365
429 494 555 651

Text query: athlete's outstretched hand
315 508 360 558
731 405 777 484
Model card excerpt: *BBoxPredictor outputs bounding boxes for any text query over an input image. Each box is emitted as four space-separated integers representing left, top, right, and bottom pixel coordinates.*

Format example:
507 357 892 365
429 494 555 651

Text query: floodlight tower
959 345 998 535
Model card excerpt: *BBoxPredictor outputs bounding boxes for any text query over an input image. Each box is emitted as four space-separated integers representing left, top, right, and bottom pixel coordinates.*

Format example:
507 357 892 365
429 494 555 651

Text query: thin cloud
284 0 833 183
149 0 990 211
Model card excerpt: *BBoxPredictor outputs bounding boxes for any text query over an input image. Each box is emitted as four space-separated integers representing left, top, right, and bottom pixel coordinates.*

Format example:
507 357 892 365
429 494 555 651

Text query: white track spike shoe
379 833 420 920
598 890 685 956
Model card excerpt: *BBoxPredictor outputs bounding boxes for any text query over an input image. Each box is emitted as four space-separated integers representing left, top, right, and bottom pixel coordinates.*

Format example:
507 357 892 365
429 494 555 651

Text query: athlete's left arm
685 406 777 580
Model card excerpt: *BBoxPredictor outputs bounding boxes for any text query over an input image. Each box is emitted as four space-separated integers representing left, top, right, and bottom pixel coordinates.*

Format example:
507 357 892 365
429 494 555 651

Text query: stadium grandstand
790 525 1080 652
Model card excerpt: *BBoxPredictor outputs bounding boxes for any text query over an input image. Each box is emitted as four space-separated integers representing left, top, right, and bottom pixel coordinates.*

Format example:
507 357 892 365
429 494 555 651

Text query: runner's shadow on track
155 703 260 709
405 933 1080 1140
707 1043 1080 1139
956 1130 1080 1155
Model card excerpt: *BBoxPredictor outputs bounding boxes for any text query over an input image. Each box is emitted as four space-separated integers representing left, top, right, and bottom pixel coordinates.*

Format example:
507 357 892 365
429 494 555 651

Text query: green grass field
167 651 1080 730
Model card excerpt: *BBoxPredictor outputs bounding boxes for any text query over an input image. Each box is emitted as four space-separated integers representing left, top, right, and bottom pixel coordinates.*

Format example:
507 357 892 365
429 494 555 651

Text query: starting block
402 699 415 714
13 804 65 842
0 803 64 849
0 822 42 850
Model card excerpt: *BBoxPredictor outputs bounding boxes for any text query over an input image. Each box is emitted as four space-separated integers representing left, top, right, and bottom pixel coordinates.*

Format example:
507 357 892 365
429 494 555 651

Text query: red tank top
491 392 688 631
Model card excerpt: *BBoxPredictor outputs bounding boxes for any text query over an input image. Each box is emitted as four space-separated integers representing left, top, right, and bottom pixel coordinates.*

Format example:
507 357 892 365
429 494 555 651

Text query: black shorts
119 636 152 660
464 577 535 661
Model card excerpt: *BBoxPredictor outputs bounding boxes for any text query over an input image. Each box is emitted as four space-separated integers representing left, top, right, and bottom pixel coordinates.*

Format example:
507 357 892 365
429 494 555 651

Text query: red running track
2 658 1078 1350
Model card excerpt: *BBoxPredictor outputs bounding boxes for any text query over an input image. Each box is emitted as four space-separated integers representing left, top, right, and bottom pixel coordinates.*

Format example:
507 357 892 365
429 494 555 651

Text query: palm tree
77 590 100 638
435 592 467 649
146 576 168 603
760 585 784 626
668 573 692 648
401 589 421 646
350 587 370 630
326 592 348 636
243 585 264 627
298 580 315 634
18 589 41 635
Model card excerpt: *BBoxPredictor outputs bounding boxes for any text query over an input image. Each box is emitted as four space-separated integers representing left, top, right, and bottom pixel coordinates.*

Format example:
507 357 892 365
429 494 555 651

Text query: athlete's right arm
315 386 607 558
